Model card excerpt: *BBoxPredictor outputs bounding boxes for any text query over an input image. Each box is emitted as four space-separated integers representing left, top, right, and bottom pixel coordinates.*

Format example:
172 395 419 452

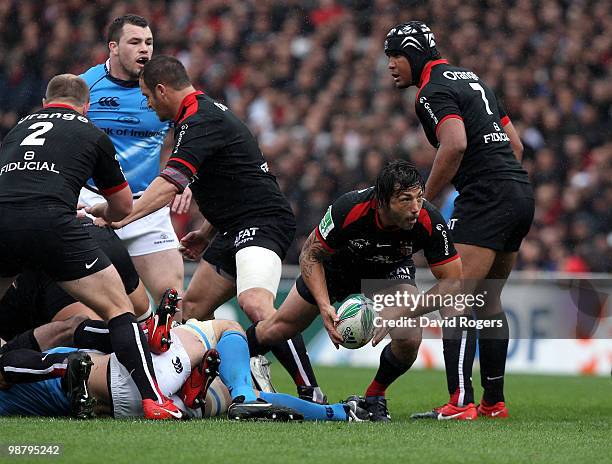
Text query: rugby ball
336 295 375 349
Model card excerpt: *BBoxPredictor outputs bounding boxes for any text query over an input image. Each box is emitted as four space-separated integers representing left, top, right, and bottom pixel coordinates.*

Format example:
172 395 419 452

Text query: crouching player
247 161 464 421
0 318 368 421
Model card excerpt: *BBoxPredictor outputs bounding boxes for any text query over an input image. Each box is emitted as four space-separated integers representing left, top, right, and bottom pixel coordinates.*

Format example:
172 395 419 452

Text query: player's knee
238 292 275 322
216 319 244 336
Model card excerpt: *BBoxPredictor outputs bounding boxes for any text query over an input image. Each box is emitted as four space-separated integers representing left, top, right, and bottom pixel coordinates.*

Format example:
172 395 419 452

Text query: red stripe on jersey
343 200 374 229
418 208 432 236
435 114 463 138
100 181 128 196
168 157 197 175
501 115 511 127
43 103 78 111
429 253 460 267
175 90 205 124
314 227 335 253
416 59 449 100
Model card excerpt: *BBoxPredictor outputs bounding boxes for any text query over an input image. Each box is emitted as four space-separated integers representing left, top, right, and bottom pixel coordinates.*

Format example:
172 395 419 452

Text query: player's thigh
132 248 184 303
454 243 497 285
182 259 236 321
256 284 319 345
58 265 133 320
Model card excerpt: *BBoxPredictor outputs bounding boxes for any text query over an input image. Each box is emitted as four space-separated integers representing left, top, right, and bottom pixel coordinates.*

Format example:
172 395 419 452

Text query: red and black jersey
161 91 294 233
0 105 127 211
315 187 459 274
415 60 529 192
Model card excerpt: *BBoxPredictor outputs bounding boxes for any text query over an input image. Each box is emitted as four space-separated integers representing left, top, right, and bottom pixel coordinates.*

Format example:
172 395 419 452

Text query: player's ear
109 41 119 55
83 100 90 115
155 83 166 98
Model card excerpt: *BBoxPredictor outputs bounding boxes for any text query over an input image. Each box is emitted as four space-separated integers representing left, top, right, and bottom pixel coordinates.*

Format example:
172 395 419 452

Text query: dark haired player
246 160 463 421
384 21 534 419
87 55 326 404
0 74 182 419
78 14 187 305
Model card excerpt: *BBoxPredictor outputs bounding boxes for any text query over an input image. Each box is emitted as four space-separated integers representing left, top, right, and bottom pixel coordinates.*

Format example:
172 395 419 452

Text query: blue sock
259 392 348 421
216 331 257 402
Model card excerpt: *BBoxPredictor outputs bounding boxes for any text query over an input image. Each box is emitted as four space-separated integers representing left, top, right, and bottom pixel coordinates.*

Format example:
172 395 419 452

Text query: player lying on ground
0 318 368 422
0 217 150 356
247 161 464 421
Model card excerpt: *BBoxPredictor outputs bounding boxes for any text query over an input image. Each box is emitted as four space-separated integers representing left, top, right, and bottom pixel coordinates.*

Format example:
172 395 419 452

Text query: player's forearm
424 145 464 200
408 279 463 318
301 260 332 309
116 176 179 227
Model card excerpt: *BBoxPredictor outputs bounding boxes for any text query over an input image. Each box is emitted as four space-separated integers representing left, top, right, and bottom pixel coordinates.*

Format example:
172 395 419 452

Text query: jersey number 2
20 122 54 146
469 83 493 115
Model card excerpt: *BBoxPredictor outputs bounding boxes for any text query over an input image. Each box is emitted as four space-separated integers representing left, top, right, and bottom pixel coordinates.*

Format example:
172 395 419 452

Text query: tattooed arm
299 229 342 346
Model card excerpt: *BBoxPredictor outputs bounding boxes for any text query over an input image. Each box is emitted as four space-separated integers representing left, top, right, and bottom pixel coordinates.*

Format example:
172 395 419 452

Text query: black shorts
0 218 139 341
296 259 416 306
450 180 534 252
203 219 295 278
0 206 111 281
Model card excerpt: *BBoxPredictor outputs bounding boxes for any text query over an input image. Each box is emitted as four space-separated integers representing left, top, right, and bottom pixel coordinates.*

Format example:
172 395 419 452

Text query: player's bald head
140 55 191 92
44 74 90 106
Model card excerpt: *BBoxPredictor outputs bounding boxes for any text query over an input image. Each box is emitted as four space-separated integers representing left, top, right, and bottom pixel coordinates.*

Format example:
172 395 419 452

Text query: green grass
1 367 610 463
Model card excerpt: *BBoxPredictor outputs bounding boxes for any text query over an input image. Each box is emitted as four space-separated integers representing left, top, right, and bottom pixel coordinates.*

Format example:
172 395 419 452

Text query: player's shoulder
80 63 107 87
330 187 376 220
416 200 447 235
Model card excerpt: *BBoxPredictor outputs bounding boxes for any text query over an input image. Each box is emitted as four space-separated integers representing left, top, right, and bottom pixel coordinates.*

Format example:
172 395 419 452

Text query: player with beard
246 161 463 421
87 55 326 404
78 14 187 306
384 21 534 419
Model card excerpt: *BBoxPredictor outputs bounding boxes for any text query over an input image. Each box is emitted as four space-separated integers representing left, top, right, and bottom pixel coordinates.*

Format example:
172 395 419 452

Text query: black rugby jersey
0 104 127 210
315 187 458 275
161 91 294 233
415 60 529 191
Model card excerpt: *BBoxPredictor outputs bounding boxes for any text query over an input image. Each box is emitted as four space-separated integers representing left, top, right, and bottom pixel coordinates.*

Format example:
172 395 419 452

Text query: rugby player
0 217 149 355
78 15 187 304
87 56 325 404
0 319 368 422
384 22 534 419
0 74 181 419
247 161 463 421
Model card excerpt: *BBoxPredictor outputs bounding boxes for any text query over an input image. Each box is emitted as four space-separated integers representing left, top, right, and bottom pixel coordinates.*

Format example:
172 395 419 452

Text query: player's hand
178 230 209 260
76 202 87 218
84 202 107 218
93 216 110 228
372 324 391 347
170 186 192 215
320 304 342 349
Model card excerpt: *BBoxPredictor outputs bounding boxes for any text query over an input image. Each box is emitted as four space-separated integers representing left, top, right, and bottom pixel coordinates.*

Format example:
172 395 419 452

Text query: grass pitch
0 366 610 463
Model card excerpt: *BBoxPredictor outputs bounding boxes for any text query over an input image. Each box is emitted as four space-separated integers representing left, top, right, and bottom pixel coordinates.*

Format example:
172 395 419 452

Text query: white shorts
109 323 231 418
79 188 178 257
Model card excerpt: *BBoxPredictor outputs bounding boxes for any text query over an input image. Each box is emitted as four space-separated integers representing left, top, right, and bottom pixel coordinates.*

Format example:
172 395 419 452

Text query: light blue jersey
80 61 170 196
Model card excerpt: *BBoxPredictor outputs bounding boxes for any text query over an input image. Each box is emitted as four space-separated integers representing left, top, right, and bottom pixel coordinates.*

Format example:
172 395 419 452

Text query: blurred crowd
0 0 610 272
